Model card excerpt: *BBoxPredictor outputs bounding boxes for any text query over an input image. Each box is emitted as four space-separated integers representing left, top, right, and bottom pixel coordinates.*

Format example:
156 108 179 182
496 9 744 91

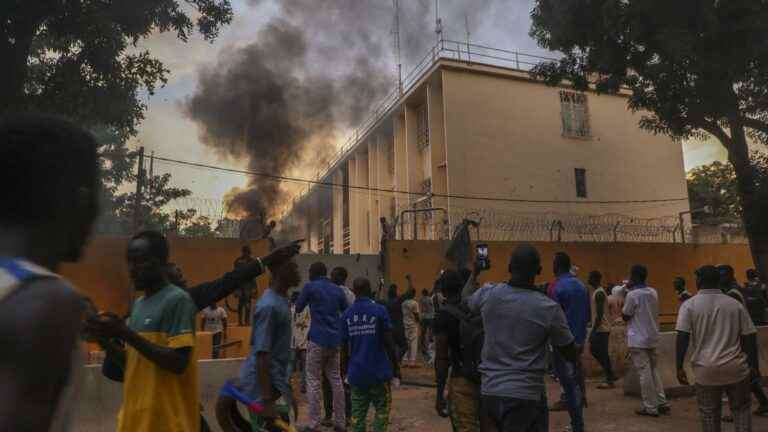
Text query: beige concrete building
281 52 690 254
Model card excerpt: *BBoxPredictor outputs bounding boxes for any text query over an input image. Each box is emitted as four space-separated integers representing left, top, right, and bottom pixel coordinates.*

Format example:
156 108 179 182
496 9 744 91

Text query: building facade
282 57 690 255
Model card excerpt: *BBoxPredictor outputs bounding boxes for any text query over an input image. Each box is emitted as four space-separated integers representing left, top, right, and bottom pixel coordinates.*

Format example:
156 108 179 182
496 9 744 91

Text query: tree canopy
1 1 233 236
1 0 232 139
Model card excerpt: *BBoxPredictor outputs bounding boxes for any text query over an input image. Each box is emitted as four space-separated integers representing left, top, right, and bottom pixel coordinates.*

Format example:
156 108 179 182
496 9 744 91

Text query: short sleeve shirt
239 289 292 402
402 299 420 328
676 289 756 385
592 287 610 333
118 285 199 432
468 283 574 400
202 306 227 333
622 286 660 349
341 298 394 388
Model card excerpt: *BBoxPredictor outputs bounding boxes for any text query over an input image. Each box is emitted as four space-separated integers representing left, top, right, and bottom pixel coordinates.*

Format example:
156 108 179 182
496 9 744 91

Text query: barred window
575 168 588 198
560 90 590 138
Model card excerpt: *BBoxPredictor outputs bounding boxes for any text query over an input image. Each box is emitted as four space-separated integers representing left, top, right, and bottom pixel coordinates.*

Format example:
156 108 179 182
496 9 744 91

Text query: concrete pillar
368 139 381 251
355 149 371 252
347 158 357 253
393 113 408 222
332 169 344 254
428 82 449 238
404 104 421 198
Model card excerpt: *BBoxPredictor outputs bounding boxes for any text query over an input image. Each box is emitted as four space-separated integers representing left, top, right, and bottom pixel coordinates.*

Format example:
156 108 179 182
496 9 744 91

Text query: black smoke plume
184 0 506 222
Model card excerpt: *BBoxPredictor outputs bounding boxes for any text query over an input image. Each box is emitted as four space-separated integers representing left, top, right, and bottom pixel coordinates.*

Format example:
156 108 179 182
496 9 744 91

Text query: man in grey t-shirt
467 244 580 432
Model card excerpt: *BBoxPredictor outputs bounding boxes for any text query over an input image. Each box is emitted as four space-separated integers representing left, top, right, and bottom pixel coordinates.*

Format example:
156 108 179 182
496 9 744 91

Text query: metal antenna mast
464 13 471 62
393 0 403 96
435 0 443 45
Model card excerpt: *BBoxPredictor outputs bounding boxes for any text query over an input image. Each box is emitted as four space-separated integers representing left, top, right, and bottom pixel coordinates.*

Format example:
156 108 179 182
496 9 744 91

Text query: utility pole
393 0 403 96
148 150 155 197
133 146 146 231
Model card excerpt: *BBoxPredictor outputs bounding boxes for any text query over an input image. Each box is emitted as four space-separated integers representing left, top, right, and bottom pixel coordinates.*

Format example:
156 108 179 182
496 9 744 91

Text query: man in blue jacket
296 262 349 431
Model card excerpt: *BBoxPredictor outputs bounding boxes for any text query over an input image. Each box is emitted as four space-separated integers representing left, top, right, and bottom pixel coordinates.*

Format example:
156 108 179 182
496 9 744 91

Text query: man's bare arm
119 328 191 375
0 280 83 432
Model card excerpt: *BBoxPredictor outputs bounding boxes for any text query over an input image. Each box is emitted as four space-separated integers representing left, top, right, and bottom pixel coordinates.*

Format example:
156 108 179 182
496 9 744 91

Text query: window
560 90 590 138
575 168 588 198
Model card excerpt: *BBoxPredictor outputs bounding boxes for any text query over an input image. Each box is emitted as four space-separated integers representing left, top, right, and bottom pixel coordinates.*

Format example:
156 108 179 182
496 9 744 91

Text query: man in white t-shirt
402 276 421 367
623 264 669 417
676 265 762 431
201 303 228 358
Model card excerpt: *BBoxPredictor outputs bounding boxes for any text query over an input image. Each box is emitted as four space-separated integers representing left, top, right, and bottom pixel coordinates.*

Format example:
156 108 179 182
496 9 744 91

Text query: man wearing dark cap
467 244 580 431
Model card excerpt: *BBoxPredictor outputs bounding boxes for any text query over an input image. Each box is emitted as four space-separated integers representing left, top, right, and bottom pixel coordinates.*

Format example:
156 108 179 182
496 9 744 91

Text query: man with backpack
467 244 581 432
434 269 484 431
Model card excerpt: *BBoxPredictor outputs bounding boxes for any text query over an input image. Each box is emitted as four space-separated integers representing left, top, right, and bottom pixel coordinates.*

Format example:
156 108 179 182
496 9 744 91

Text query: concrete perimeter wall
623 327 768 397
60 236 271 315
385 240 755 320
73 358 245 432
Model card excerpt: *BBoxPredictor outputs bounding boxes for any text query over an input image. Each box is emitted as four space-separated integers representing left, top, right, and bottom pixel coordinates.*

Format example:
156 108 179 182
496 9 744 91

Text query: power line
151 155 689 205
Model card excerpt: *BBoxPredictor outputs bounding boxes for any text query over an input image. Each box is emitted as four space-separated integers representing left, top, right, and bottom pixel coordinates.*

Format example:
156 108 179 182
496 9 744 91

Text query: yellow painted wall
60 236 270 315
440 65 690 218
386 240 754 319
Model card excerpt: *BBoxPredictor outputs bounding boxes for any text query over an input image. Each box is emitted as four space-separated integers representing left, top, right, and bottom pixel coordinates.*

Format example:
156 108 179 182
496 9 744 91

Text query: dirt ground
292 366 768 432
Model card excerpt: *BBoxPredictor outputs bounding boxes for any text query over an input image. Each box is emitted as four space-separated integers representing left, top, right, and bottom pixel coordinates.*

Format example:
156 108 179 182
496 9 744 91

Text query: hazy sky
131 0 723 217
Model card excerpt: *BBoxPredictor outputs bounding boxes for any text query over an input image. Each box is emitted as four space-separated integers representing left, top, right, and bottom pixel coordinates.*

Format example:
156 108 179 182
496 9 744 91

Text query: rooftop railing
293 39 558 207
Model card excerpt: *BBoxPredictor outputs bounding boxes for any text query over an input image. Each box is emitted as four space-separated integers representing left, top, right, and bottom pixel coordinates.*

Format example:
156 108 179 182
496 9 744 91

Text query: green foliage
687 153 768 224
687 161 740 223
1 1 232 236
1 0 233 139
529 0 768 145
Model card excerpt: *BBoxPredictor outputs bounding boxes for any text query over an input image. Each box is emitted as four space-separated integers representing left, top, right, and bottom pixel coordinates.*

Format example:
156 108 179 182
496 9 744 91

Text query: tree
182 216 216 238
687 161 741 224
529 0 768 277
113 173 193 234
1 0 233 139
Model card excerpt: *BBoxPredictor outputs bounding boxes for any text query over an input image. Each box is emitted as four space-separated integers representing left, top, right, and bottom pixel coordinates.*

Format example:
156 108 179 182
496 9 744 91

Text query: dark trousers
589 331 615 382
553 350 584 432
481 394 548 432
212 332 223 359
237 297 251 326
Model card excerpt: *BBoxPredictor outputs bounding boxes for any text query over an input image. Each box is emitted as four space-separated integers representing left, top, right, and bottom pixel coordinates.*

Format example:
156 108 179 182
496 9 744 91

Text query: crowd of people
1 114 768 432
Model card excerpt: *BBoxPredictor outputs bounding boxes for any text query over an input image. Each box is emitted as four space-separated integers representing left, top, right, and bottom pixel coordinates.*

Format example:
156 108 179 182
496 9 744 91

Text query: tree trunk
728 119 768 280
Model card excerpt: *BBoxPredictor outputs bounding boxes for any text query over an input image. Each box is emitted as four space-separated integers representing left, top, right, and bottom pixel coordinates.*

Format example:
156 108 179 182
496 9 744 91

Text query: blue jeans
481 394 548 432
552 350 584 432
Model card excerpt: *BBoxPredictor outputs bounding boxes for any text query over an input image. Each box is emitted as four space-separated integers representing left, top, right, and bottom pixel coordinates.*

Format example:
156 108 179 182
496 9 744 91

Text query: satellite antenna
392 0 403 95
